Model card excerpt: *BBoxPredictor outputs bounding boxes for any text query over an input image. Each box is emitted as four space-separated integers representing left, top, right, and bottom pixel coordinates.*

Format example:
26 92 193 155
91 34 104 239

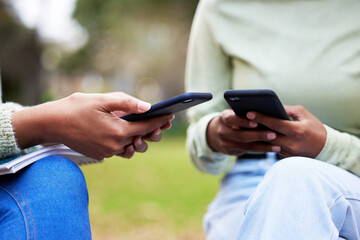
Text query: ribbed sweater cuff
0 104 22 159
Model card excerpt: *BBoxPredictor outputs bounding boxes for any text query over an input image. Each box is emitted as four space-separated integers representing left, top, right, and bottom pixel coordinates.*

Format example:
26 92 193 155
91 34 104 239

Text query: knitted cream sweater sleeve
0 102 23 158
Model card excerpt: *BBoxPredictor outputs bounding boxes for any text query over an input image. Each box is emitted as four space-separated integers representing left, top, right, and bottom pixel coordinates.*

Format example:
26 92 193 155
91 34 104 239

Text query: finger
284 105 308 121
221 109 258 129
103 92 151 114
133 136 148 153
270 135 302 156
246 112 295 135
143 128 162 142
125 114 175 136
278 149 293 158
161 122 172 130
116 148 125 155
117 144 135 159
269 134 290 150
284 105 298 116
218 126 278 143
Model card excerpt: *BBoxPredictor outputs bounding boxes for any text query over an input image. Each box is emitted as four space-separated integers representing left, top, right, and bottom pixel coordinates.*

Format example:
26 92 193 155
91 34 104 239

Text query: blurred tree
0 0 200 105
0 1 43 105
59 0 199 101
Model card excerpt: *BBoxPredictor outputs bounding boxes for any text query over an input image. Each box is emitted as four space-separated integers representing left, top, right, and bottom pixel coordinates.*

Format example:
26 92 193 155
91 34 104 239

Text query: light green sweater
185 0 360 176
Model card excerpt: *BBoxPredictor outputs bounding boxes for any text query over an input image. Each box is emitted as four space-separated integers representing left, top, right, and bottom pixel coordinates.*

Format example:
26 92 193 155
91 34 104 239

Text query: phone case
224 89 290 120
121 92 213 121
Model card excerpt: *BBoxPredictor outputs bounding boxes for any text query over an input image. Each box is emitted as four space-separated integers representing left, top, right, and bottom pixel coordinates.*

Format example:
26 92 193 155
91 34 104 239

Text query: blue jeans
204 155 360 240
0 156 91 239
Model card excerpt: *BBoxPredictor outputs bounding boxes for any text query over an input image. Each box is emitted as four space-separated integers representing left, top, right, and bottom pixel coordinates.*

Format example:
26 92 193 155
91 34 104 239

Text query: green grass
81 134 221 239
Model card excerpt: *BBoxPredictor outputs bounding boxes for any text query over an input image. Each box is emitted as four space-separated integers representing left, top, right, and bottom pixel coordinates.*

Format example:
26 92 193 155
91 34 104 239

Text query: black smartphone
224 89 291 121
121 92 213 122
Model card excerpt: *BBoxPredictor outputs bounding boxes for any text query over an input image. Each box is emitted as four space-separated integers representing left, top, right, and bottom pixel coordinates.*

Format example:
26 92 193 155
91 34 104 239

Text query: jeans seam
0 185 31 240
9 184 36 240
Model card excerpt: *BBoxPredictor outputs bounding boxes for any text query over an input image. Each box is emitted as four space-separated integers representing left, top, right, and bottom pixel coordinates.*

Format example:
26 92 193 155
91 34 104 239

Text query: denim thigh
0 155 91 240
204 157 276 240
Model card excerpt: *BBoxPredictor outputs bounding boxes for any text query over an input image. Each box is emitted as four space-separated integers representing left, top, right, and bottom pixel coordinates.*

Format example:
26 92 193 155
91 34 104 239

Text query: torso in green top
204 0 360 136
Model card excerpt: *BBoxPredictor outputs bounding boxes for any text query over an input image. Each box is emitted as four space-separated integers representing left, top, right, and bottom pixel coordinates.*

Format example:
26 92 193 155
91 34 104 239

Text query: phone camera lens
229 97 240 102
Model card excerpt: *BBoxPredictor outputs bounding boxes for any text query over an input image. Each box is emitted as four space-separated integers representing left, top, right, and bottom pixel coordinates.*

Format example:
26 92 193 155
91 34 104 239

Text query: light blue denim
0 156 91 239
204 154 360 240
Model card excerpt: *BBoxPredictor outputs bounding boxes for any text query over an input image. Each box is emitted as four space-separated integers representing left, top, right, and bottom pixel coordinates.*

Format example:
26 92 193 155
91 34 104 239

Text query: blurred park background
0 0 222 239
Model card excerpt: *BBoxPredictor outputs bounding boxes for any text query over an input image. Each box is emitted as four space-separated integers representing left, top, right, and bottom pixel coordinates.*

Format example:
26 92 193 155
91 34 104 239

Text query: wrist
206 117 220 152
12 100 64 148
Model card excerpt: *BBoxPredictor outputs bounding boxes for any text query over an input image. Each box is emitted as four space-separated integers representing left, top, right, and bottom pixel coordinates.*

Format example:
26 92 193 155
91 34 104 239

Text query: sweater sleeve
316 125 360 177
186 112 233 175
185 0 233 175
0 102 24 159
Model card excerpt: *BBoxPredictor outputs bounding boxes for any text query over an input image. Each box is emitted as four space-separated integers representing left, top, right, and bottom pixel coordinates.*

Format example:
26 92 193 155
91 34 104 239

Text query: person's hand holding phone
246 105 327 158
12 92 174 160
206 109 280 156
116 92 212 158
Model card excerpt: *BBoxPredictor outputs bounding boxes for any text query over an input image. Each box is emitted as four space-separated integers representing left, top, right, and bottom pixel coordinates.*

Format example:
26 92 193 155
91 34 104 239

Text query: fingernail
247 112 255 120
127 144 135 152
170 114 175 121
135 138 142 146
154 128 161 135
249 121 257 128
272 146 281 152
137 101 151 112
163 122 172 130
267 132 276 140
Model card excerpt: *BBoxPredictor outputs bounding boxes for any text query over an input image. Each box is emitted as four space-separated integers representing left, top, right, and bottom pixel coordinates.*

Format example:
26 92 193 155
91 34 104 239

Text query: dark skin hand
207 105 327 158
13 92 174 160
247 105 327 158
207 109 279 156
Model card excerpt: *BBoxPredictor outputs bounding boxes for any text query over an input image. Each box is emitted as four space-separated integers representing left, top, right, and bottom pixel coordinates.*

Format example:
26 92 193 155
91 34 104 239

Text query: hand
207 109 281 155
116 121 172 159
12 92 174 160
246 105 327 158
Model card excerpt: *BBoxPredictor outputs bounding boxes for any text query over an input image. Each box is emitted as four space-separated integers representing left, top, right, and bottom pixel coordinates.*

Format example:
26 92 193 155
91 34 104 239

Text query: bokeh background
0 0 221 239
